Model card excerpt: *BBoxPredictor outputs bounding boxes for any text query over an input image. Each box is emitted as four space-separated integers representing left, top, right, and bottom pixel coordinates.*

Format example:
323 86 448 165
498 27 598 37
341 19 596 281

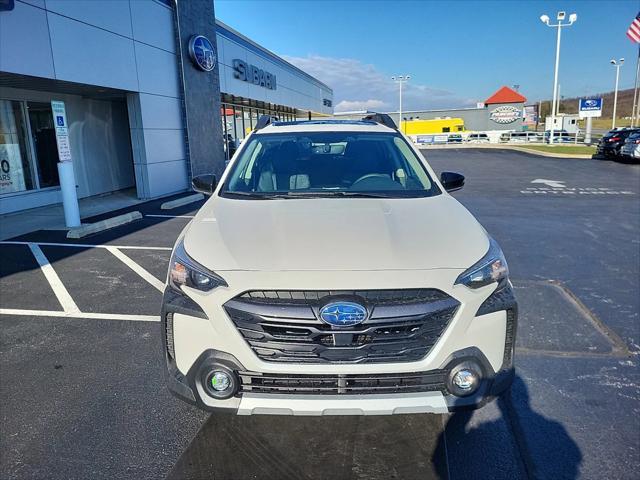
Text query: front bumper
161 275 517 415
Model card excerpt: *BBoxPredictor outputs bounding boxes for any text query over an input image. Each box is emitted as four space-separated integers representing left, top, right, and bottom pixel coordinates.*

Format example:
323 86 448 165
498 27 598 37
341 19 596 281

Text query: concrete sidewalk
0 189 145 241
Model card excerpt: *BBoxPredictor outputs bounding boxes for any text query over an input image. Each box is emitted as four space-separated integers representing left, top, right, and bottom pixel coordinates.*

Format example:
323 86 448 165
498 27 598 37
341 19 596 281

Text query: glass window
0 100 35 194
221 105 230 161
222 131 439 198
26 102 60 188
248 109 254 130
231 106 238 142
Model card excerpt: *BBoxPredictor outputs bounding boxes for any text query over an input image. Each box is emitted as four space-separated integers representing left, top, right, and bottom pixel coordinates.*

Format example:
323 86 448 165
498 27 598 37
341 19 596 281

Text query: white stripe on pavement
106 246 165 292
28 243 80 313
0 308 159 322
145 214 194 219
1 241 171 251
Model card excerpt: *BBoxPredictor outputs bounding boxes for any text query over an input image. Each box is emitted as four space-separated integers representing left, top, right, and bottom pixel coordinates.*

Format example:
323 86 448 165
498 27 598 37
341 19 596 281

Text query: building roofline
385 106 484 114
215 20 333 94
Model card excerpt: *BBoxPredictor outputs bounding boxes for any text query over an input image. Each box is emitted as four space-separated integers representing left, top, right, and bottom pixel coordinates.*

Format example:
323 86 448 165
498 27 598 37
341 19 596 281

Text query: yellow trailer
400 118 465 134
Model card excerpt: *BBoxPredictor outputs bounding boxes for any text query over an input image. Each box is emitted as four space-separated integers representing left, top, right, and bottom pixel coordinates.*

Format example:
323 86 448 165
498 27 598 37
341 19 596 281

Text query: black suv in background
597 128 640 158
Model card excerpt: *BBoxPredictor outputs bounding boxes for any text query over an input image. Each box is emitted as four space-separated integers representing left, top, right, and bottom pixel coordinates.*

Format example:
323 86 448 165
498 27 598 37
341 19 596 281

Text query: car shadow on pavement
165 375 582 480
166 409 449 480
434 375 582 480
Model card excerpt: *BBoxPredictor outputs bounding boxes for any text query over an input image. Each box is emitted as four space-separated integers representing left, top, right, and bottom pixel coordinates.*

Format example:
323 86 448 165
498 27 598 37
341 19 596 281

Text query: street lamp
611 58 624 129
540 11 577 144
391 75 410 133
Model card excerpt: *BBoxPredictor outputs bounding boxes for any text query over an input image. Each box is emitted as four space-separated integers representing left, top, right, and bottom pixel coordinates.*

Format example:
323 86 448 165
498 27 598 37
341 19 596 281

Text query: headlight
169 239 227 292
455 237 509 289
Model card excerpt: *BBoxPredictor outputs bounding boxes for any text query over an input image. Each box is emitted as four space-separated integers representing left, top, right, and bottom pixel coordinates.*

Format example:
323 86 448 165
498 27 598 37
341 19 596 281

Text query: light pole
391 75 410 133
540 11 577 144
611 58 624 129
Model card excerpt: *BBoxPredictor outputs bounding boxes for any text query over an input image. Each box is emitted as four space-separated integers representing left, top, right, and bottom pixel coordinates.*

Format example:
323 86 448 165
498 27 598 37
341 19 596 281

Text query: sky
215 0 640 112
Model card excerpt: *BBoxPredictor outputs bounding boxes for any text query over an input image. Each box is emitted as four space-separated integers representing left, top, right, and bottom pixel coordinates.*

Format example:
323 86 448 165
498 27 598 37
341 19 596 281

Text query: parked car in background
544 130 573 144
466 133 490 143
507 132 543 143
620 131 640 160
447 133 463 143
597 128 640 158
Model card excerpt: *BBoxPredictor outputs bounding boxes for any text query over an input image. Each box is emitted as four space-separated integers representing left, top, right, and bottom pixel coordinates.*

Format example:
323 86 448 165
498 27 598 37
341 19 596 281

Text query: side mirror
192 174 217 196
440 171 465 192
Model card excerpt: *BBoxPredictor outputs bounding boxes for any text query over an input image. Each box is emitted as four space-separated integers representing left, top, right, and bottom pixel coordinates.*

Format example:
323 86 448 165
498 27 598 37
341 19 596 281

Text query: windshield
221 132 440 199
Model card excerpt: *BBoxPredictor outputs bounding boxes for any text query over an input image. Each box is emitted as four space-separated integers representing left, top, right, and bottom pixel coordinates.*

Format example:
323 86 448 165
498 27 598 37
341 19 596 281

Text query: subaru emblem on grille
319 302 367 326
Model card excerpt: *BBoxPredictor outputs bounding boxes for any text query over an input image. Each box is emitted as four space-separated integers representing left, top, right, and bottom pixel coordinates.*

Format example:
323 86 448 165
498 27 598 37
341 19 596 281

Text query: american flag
627 12 640 43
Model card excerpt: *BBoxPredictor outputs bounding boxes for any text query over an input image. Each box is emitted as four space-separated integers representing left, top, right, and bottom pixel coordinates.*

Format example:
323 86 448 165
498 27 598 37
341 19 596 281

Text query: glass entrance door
26 102 60 188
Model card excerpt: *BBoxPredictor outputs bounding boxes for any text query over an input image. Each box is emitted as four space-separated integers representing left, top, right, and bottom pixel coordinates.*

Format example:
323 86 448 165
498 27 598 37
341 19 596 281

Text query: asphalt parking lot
0 148 638 480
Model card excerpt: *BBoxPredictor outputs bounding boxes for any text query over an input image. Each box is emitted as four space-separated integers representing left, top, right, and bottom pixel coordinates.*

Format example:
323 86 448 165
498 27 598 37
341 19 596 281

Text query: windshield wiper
221 191 281 199
329 191 396 198
223 191 399 199
288 191 396 198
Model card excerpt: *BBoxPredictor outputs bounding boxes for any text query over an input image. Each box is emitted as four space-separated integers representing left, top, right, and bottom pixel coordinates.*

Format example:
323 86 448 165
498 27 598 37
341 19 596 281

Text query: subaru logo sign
584 99 597 107
188 35 216 72
319 302 367 327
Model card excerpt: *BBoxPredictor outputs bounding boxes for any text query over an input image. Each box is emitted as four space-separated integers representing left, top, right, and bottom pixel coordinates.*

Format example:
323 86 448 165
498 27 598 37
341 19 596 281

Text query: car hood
184 195 489 272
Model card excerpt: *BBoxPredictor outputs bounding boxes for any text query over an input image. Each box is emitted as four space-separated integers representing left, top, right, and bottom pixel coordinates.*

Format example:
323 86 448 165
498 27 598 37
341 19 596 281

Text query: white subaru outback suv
161 114 517 415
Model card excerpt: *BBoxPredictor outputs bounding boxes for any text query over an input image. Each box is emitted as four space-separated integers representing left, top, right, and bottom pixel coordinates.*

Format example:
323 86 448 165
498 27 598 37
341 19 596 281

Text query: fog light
210 371 231 391
453 370 476 390
203 368 237 400
447 362 481 397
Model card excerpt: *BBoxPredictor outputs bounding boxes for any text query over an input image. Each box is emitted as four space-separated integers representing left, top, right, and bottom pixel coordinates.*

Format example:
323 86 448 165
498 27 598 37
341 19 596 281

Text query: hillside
537 88 635 119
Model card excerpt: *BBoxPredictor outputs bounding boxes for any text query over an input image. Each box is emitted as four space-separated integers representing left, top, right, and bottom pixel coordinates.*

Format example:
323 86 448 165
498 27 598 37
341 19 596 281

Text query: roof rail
361 113 397 130
255 114 279 131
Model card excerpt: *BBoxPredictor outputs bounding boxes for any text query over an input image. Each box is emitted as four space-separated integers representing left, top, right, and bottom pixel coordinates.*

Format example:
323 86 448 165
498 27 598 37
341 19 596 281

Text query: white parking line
28 243 80 313
1 241 172 251
0 308 159 322
145 214 194 219
106 246 165 292
1 241 168 321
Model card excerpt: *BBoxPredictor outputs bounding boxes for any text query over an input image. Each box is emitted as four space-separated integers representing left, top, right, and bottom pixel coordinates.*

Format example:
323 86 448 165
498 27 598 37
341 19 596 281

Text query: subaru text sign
233 59 277 90
578 98 603 119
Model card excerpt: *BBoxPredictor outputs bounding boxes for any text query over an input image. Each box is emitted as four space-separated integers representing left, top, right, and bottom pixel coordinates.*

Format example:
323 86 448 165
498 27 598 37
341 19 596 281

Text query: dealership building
395 86 529 132
0 0 333 215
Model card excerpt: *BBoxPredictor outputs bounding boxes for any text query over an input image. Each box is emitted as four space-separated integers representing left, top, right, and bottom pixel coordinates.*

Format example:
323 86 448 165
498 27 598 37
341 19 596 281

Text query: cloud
282 54 475 112
334 99 388 111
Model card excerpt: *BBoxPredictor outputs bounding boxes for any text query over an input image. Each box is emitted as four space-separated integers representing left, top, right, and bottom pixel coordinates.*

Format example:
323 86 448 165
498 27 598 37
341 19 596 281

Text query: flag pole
632 45 640 127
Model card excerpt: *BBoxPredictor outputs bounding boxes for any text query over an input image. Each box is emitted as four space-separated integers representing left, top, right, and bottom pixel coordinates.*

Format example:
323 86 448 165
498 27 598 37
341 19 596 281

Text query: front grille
224 289 459 364
238 370 447 395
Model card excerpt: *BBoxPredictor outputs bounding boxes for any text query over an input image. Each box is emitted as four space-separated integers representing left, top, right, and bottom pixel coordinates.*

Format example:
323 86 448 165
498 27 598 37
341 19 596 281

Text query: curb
505 146 593 159
67 211 143 239
160 193 204 210
418 144 594 159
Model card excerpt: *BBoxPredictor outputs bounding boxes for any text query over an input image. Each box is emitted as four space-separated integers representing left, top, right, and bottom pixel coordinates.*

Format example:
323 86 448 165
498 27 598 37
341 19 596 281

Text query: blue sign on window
56 116 64 126
579 98 603 112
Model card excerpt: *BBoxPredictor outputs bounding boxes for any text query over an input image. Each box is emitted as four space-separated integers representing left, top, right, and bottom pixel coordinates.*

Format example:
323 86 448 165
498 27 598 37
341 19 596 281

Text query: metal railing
412 130 602 146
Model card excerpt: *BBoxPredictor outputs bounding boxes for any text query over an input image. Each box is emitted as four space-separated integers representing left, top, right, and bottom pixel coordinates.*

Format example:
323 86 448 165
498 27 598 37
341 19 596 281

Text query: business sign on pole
51 100 72 161
578 98 603 118
523 105 537 125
